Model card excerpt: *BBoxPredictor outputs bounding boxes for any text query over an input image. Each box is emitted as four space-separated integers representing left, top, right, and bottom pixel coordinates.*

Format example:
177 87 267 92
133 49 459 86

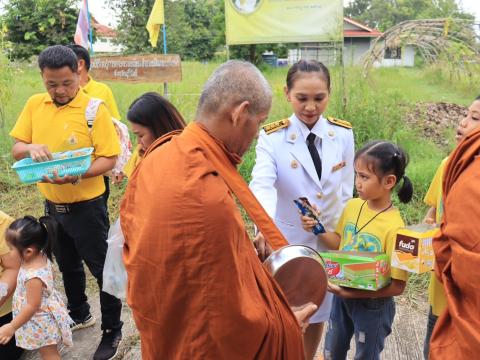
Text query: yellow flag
146 0 165 48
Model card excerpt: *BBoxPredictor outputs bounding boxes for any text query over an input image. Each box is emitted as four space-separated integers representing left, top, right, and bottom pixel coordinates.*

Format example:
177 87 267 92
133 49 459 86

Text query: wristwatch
71 176 82 185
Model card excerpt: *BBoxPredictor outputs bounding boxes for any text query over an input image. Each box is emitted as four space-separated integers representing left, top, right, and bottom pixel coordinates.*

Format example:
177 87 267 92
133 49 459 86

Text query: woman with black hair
119 92 186 180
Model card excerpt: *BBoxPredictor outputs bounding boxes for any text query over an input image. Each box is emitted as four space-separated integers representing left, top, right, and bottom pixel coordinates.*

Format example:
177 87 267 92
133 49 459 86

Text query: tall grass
0 62 473 225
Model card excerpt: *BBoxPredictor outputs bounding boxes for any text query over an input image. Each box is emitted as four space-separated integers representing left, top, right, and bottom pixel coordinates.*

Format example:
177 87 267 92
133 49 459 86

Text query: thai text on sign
90 54 182 83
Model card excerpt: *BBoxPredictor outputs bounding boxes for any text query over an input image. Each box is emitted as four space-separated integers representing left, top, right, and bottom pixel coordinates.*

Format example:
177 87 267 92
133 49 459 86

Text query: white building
288 18 415 67
92 18 123 54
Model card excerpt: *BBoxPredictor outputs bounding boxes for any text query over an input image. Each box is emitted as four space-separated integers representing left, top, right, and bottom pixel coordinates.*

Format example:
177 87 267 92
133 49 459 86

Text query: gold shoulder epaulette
262 119 290 135
327 117 352 129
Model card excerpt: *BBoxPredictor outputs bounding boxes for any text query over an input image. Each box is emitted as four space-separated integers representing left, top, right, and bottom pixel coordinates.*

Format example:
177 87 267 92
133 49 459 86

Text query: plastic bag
102 218 127 299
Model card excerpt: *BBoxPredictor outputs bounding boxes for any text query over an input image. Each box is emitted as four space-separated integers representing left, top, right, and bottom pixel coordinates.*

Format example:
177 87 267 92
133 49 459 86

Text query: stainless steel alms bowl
264 245 328 308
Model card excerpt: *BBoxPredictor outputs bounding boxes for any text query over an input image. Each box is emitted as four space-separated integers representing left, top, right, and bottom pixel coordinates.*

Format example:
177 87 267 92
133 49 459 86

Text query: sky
89 0 479 28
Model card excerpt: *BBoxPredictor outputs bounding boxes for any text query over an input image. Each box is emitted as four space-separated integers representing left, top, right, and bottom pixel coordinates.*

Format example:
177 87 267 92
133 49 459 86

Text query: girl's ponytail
397 175 413 203
38 216 57 261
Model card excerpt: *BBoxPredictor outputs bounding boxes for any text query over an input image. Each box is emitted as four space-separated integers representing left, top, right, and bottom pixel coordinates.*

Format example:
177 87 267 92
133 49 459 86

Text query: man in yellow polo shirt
10 45 122 360
67 44 121 204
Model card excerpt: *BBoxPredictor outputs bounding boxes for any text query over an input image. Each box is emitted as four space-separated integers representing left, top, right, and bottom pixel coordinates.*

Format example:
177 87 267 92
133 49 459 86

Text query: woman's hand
291 303 318 333
0 323 15 344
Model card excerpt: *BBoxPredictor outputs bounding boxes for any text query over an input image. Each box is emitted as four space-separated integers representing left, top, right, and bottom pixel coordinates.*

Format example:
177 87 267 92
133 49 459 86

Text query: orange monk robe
430 127 480 359
120 123 304 360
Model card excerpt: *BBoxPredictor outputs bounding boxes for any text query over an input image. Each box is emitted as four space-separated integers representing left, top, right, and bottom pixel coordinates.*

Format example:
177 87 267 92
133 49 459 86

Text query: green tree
109 0 224 61
3 0 79 60
345 0 474 31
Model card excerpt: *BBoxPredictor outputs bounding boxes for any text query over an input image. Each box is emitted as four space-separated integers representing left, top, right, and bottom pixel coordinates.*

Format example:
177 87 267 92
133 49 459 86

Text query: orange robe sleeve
430 128 480 358
120 125 303 360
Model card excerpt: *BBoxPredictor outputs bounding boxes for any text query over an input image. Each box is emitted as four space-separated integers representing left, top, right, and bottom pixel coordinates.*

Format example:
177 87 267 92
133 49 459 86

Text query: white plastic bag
103 218 128 299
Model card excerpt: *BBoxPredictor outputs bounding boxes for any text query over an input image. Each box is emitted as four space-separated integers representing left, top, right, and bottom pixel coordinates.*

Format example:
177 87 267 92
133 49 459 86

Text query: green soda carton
319 251 391 291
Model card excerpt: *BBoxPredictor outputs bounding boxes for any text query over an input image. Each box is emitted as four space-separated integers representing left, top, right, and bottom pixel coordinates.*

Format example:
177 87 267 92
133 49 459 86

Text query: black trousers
45 196 122 331
0 312 23 359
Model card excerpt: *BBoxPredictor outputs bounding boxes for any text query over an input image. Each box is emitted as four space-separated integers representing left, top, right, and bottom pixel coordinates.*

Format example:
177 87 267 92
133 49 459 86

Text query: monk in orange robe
430 127 480 358
120 61 316 359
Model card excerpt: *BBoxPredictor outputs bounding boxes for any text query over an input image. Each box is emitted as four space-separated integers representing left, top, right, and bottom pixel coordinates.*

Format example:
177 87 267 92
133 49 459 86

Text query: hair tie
39 220 48 232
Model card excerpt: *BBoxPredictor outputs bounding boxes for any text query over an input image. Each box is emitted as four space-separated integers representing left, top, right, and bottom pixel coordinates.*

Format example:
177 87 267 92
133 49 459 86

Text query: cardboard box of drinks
319 251 391 291
391 224 438 274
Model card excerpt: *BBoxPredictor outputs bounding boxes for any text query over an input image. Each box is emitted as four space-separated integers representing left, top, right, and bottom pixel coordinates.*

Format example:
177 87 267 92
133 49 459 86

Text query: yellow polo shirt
83 76 121 120
424 158 448 316
10 90 120 204
123 145 142 178
0 211 14 318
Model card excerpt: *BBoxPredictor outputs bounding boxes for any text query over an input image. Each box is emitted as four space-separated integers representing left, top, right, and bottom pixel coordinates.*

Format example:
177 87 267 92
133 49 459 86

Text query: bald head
197 60 272 118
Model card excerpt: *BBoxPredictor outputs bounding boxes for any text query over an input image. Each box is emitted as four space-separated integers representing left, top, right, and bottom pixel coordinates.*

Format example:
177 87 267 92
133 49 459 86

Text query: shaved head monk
120 61 317 359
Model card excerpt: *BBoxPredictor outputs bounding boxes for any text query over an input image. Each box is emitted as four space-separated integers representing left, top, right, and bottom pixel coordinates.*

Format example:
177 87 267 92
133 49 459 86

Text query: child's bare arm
328 278 406 299
0 250 21 308
0 277 43 344
423 207 436 225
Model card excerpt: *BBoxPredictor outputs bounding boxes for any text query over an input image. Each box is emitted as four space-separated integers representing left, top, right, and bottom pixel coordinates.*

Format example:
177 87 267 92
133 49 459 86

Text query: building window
385 47 401 59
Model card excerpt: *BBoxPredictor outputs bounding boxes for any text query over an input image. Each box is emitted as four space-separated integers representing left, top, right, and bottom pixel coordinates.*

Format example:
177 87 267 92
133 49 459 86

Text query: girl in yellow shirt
302 141 412 360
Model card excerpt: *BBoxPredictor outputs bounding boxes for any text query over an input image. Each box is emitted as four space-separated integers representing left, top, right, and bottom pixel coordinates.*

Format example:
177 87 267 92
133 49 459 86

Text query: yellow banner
225 0 343 45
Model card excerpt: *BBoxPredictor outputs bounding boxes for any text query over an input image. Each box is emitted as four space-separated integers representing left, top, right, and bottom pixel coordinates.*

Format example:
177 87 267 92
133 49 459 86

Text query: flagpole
162 24 167 54
86 0 94 54
162 23 168 98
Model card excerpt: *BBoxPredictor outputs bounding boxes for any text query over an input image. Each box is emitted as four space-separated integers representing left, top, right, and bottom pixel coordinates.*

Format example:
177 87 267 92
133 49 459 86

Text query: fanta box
391 224 438 274
319 251 391 291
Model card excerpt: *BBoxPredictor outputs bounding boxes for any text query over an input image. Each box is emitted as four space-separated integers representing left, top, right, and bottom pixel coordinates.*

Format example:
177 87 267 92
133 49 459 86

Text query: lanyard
354 200 393 235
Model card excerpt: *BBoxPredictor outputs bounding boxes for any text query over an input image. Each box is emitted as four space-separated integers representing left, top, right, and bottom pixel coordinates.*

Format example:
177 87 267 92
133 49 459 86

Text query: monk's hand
254 231 272 261
42 170 79 185
0 323 15 344
292 303 318 333
28 143 53 162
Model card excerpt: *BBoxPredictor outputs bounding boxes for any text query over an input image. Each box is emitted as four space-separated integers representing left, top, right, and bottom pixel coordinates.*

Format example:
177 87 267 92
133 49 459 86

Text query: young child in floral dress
0 216 72 360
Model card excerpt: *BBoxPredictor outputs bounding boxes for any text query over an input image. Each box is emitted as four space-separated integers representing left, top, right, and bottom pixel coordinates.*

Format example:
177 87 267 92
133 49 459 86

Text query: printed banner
225 0 343 45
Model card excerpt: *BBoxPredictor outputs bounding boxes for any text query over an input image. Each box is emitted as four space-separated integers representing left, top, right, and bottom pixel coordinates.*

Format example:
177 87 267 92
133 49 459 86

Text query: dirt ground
404 101 467 150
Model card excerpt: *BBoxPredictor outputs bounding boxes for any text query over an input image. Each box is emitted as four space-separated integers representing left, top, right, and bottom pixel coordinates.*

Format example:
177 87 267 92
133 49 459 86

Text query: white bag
102 218 128 299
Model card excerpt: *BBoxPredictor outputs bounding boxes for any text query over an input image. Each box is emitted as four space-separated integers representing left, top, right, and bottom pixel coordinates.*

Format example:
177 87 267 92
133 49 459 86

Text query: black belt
45 195 103 214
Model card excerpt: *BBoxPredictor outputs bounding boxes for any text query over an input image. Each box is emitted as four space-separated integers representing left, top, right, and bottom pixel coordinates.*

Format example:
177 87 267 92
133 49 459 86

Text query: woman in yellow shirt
119 92 187 180
0 211 22 359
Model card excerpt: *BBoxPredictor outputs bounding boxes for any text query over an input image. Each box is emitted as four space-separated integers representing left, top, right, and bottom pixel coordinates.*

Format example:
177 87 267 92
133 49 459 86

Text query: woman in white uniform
250 59 354 359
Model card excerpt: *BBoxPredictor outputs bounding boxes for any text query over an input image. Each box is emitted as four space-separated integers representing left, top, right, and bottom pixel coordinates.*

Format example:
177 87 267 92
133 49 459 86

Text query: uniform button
291 160 298 169
290 133 297 141
328 131 335 137
316 192 323 199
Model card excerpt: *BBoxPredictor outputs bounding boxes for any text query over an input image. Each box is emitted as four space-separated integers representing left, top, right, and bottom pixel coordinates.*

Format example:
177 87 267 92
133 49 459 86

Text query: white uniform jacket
250 114 354 322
